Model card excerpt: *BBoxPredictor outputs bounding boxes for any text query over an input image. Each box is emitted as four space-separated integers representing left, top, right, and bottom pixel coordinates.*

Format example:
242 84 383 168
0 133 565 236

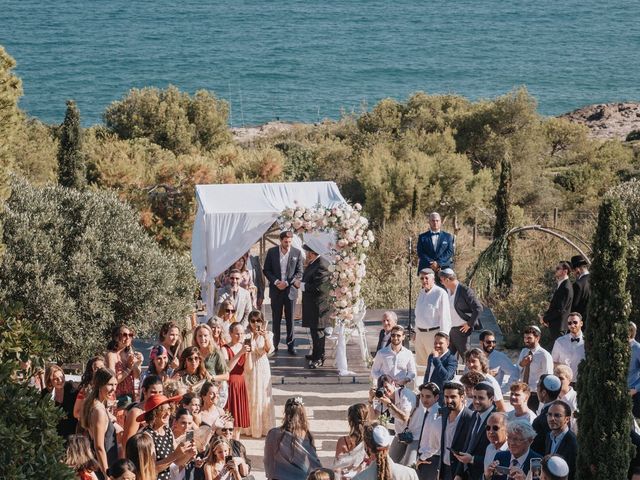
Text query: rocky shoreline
231 103 640 143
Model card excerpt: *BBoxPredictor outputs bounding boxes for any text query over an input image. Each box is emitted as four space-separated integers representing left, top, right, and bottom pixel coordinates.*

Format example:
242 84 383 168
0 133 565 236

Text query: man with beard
517 326 553 412
439 381 474 480
479 330 518 394
371 325 417 387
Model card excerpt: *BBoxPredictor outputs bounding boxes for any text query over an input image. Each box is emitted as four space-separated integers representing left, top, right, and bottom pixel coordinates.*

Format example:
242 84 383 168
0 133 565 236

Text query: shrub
0 177 196 361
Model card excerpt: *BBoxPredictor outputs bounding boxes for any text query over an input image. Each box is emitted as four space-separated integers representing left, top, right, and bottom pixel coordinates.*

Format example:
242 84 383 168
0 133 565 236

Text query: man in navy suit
439 381 475 480
570 255 590 326
375 311 398 353
263 231 304 354
424 332 457 394
541 261 574 340
417 212 455 274
486 419 541 480
452 382 497 480
544 401 577 480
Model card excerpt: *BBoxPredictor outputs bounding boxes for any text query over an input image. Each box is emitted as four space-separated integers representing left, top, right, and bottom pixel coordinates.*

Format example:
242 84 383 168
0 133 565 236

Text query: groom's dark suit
417 229 454 273
263 245 304 349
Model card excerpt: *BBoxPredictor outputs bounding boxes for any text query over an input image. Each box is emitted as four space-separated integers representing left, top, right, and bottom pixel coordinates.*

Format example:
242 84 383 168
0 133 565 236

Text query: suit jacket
543 278 574 330
301 256 331 329
531 404 552 454
249 254 265 304
262 246 304 299
417 230 455 272
544 430 577 480
571 274 590 324
440 407 475 475
424 351 457 392
453 283 484 330
216 286 252 325
376 329 391 352
492 449 542 480
456 406 497 480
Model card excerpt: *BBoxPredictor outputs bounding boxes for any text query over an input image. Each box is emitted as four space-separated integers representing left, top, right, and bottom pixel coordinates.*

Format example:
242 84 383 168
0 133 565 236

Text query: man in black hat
570 255 590 326
300 243 331 368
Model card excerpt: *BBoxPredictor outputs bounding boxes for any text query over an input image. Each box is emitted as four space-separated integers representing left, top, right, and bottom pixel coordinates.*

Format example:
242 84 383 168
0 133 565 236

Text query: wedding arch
191 182 374 369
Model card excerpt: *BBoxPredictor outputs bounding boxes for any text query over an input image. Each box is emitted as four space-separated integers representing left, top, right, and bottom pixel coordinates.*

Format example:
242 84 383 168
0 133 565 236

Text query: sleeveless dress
223 344 250 428
243 332 275 438
144 426 175 480
114 359 135 399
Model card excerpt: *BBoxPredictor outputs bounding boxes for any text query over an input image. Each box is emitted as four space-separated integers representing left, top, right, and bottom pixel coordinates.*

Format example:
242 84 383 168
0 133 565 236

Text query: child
64 434 100 480
107 459 137 480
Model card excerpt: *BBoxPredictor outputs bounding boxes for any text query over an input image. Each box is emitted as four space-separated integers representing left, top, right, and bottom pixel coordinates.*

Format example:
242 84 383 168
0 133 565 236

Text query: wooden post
553 207 559 227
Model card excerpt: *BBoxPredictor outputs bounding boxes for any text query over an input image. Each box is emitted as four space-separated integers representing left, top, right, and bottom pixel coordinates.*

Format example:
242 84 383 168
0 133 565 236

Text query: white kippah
440 268 455 275
547 455 570 477
372 425 392 448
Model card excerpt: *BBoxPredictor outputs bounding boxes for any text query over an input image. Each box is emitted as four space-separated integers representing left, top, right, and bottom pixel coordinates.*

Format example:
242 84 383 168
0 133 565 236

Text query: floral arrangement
279 202 374 327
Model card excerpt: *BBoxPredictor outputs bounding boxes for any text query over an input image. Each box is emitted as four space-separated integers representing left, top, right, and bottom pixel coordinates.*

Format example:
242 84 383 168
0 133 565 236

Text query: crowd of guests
29 213 639 480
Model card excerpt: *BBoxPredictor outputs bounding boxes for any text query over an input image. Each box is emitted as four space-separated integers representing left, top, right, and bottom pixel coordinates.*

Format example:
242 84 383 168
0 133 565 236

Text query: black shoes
305 354 313 360
287 346 297 355
308 358 324 369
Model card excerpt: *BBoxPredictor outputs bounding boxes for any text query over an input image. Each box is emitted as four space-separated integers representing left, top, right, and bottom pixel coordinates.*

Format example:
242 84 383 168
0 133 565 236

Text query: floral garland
279 202 374 326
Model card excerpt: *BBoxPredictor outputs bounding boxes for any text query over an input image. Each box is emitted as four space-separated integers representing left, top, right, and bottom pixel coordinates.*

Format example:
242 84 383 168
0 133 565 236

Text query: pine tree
0 46 23 260
576 197 632 480
492 157 513 293
57 100 86 189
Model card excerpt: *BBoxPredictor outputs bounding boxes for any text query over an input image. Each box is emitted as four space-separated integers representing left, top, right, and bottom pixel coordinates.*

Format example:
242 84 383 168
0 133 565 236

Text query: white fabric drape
191 182 346 315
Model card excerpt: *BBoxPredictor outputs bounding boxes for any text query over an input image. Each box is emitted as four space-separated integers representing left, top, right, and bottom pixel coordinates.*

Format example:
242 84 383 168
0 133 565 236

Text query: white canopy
191 182 346 285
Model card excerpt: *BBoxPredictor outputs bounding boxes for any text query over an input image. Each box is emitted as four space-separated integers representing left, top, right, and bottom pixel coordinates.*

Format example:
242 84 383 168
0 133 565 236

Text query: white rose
294 209 303 218
363 240 370 248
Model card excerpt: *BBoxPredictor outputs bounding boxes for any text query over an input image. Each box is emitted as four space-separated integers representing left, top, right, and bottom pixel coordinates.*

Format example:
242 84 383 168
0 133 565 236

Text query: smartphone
495 465 511 475
447 447 462 456
225 455 233 463
244 337 252 346
186 430 194 442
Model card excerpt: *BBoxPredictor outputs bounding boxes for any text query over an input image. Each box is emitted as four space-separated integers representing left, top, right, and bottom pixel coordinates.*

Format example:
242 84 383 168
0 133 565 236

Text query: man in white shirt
506 382 537 424
368 374 415 440
554 365 578 413
480 330 519 393
216 269 252 325
414 268 451 369
371 325 416 387
551 312 585 381
517 326 553 412
416 382 442 480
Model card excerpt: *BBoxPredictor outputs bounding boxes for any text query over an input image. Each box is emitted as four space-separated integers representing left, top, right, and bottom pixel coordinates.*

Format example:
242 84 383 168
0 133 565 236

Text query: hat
529 325 542 335
570 255 588 269
439 268 455 276
136 394 182 422
542 374 562 393
150 344 168 361
302 244 317 254
372 425 392 448
419 268 435 276
545 455 570 477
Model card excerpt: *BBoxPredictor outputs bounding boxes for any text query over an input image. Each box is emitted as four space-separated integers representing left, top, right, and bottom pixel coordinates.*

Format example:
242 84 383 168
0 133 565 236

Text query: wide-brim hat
136 394 182 422
570 255 588 269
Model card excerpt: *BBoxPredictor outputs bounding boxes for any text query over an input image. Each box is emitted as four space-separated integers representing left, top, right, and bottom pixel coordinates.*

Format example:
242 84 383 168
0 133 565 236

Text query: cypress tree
576 197 632 480
492 157 513 293
57 100 86 189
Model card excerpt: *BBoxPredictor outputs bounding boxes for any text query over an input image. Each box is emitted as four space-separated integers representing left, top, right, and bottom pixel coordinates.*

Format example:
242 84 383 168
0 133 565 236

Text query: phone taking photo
186 430 194 442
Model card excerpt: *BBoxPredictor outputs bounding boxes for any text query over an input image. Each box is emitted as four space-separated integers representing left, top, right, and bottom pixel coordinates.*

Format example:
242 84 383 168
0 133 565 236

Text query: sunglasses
485 425 501 432
187 356 200 362
226 309 236 313
120 332 134 338
220 428 233 432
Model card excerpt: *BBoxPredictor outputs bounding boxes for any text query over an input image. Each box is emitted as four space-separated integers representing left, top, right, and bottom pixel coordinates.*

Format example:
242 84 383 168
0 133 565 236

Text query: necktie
511 458 519 468
523 350 533 384
571 337 580 343
472 412 482 437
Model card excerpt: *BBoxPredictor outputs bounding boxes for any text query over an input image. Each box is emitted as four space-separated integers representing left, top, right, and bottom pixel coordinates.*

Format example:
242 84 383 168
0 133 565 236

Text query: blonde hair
126 432 157 480
65 434 100 473
217 300 237 323
193 324 216 355
207 436 230 464
44 364 65 390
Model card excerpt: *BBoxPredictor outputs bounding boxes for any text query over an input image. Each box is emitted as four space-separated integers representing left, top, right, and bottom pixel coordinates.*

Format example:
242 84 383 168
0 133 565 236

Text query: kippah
372 425 392 448
529 325 542 334
543 375 562 392
547 455 570 477
440 268 455 275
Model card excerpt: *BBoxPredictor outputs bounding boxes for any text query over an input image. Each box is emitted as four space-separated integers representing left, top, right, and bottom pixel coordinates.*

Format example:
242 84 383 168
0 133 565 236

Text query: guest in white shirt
551 313 585 381
480 330 519 393
506 382 537 424
482 412 509 471
367 374 415 438
414 268 451 368
517 326 553 412
371 325 416 387
464 348 507 412
388 381 429 466
416 382 442 480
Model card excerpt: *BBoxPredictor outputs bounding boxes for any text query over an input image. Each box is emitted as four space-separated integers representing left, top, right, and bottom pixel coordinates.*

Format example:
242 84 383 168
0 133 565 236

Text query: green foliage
0 45 23 260
0 317 75 480
0 177 197 361
576 197 632 480
57 100 86 189
104 85 231 154
10 118 58 184
491 159 514 294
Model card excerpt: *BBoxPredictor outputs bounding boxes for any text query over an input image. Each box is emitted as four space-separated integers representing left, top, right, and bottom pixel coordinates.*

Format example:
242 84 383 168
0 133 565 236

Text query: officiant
301 243 332 369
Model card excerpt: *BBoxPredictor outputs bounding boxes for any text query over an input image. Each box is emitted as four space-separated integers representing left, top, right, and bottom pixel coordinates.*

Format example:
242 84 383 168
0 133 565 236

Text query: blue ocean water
2 0 639 126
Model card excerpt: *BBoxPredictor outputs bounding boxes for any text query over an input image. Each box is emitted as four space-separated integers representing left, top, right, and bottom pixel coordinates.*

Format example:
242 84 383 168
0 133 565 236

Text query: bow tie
571 337 580 343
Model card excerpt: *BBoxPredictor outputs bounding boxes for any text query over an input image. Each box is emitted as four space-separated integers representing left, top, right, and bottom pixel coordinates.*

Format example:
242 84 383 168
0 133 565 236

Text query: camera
375 387 386 398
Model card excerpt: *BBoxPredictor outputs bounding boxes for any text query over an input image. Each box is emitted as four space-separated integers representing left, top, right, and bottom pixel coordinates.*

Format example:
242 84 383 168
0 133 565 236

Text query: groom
263 231 304 354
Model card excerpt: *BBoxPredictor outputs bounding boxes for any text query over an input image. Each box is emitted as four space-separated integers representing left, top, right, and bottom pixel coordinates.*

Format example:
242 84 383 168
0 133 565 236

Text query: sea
2 0 639 127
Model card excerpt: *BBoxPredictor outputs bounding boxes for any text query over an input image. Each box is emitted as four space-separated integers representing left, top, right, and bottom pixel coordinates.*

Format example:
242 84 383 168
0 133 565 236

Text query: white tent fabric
191 181 346 291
